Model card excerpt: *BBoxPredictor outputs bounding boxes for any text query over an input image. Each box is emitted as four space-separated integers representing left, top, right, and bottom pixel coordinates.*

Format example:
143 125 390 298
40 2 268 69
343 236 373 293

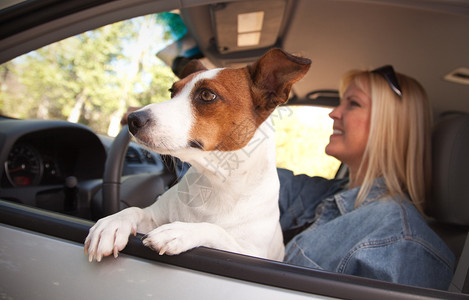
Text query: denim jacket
278 168 455 290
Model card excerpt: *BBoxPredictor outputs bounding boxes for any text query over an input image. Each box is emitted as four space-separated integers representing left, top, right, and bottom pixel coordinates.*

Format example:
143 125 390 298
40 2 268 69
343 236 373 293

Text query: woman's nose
329 106 341 120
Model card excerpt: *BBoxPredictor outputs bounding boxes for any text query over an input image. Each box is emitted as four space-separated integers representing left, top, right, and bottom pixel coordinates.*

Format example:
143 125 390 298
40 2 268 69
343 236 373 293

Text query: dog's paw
84 208 141 262
142 222 202 255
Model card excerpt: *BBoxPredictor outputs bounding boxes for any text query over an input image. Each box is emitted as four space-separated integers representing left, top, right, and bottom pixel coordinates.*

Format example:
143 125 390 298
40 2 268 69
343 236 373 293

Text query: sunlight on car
273 106 340 179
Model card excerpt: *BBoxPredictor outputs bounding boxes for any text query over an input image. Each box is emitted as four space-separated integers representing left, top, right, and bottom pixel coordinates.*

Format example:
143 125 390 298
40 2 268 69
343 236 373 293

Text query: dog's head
128 48 311 154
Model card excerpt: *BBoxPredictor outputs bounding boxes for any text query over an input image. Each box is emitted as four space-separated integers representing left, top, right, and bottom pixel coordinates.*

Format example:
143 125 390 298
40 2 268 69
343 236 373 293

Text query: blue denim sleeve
277 168 346 241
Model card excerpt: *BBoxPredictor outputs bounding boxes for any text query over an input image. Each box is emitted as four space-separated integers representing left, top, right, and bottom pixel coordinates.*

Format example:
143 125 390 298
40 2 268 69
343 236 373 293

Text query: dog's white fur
84 49 310 262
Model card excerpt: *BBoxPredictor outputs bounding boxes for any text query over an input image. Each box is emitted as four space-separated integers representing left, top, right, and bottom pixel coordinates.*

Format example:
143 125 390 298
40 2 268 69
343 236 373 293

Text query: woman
279 66 455 289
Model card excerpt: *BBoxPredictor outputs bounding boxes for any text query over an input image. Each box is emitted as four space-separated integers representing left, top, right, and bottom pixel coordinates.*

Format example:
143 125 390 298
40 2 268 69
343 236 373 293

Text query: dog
84 48 311 262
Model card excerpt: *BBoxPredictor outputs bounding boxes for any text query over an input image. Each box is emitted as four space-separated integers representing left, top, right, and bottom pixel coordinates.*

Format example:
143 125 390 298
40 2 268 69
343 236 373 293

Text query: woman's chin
325 143 340 160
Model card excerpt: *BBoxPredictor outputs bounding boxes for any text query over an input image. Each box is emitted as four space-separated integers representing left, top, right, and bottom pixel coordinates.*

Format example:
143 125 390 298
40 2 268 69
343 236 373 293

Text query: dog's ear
177 59 208 79
248 48 311 109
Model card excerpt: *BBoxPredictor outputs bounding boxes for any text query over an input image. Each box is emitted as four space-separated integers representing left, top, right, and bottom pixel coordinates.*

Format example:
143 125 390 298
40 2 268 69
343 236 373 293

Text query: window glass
273 106 341 179
0 13 183 136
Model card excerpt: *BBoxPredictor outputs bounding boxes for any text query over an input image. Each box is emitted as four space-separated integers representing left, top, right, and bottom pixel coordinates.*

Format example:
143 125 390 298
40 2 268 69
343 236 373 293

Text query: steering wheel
102 125 132 216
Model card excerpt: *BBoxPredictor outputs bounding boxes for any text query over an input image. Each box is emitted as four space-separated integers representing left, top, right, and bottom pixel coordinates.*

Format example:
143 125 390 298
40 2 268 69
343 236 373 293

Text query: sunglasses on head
371 65 402 98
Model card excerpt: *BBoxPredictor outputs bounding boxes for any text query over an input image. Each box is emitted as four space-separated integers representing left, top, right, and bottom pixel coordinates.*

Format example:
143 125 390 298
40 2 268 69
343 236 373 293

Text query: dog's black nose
128 111 151 135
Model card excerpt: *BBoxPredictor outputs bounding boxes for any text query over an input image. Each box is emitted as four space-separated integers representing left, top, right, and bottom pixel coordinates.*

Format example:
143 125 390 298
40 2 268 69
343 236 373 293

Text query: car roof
181 0 469 117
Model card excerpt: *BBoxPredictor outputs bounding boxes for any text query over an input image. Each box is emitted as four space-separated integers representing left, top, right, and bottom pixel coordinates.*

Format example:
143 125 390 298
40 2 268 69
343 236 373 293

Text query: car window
0 13 181 136
0 12 340 179
273 106 340 179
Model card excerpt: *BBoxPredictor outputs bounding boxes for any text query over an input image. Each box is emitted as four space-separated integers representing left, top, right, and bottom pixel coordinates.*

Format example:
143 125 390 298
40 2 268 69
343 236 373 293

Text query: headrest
427 113 469 226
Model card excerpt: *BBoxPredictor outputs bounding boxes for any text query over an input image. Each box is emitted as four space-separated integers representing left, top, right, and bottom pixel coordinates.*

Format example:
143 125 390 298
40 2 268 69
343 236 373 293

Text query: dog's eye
199 89 217 102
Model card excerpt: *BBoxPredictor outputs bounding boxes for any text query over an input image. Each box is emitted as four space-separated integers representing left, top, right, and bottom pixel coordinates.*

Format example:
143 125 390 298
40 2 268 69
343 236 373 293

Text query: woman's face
325 80 371 172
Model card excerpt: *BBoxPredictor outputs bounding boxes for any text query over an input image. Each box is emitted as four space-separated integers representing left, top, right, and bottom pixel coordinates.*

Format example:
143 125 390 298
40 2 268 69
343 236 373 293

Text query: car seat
426 113 469 293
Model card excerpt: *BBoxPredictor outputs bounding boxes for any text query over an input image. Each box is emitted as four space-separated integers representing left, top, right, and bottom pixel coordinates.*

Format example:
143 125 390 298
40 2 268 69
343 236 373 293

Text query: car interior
1 0 469 298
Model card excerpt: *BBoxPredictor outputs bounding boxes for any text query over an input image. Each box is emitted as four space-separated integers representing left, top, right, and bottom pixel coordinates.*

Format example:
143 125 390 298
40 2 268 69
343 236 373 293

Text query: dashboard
2 127 106 188
0 118 106 187
0 117 170 219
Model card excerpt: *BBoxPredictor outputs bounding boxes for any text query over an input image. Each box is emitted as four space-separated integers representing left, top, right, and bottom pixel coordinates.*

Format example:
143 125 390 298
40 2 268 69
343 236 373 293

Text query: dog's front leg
84 207 156 262
142 221 247 256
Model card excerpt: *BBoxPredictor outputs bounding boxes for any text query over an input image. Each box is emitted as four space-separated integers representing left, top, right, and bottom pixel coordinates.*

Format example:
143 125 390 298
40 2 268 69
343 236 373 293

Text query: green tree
0 13 178 135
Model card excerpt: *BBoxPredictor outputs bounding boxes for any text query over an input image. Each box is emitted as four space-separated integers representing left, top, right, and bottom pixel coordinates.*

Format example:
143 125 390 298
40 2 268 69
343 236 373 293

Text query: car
1 0 469 299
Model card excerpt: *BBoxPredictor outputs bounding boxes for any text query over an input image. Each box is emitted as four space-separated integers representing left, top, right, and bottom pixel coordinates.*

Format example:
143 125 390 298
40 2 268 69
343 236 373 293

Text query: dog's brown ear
248 48 311 109
177 59 208 79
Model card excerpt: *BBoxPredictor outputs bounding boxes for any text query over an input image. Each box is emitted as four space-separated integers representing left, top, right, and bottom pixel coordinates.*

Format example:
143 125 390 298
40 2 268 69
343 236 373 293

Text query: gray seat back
428 113 469 226
426 113 469 293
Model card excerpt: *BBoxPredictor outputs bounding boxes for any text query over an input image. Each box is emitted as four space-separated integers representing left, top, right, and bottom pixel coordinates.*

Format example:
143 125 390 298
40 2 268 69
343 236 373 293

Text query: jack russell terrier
84 48 311 262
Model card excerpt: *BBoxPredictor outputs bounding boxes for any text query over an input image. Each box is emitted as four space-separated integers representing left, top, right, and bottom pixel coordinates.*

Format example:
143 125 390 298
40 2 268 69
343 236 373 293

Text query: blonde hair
339 69 432 215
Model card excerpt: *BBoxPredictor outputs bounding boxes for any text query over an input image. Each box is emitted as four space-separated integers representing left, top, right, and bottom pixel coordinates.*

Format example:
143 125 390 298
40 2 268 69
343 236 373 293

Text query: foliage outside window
0 13 181 136
273 106 340 178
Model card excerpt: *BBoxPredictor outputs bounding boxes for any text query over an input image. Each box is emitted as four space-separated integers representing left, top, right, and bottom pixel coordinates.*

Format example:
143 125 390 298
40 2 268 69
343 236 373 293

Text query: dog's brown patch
189 68 259 151
184 49 311 152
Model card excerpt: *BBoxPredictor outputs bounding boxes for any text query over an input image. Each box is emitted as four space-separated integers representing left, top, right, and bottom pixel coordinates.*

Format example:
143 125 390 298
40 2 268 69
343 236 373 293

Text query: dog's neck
173 118 276 188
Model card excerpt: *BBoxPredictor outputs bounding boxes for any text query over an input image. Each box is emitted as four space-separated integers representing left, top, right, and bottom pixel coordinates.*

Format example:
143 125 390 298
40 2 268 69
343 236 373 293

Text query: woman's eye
200 89 217 102
348 98 361 107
